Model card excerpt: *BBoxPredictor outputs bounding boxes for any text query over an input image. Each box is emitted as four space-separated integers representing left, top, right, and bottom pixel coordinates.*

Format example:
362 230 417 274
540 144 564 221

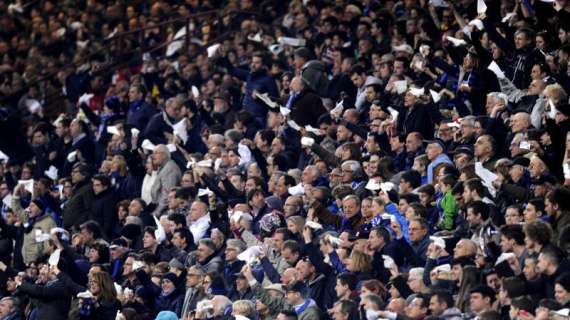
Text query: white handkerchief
141 139 156 151
564 163 570 179
197 159 213 167
469 19 484 30
67 150 78 162
495 252 516 266
429 0 449 7
25 99 42 114
383 255 396 269
173 119 188 144
279 107 291 116
487 61 505 79
288 183 305 196
409 87 425 97
207 44 220 58
18 179 34 194
287 120 301 131
434 264 451 273
247 32 262 42
107 126 120 136
502 12 516 23
306 221 323 230
330 99 344 115
394 80 408 94
153 215 167 243
380 182 395 192
237 246 263 264
446 36 467 47
277 37 306 47
475 162 497 197
519 140 531 150
325 234 341 246
78 93 94 105
255 92 279 109
477 0 487 14
539 0 555 2
387 107 399 121
301 137 315 147
131 128 140 137
198 188 214 197
238 143 252 165
365 179 381 191
77 291 95 299
430 89 442 103
35 230 50 242
2 194 12 209
305 125 322 135
430 236 446 249
44 166 58 181
0 150 8 162
166 144 177 153
49 249 61 266
191 86 200 99
548 99 558 119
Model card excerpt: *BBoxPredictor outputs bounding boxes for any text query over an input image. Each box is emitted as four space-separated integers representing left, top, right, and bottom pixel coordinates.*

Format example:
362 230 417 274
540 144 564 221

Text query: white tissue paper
287 120 301 131
107 126 120 136
237 246 263 264
477 0 487 14
44 166 58 181
306 221 323 230
173 119 188 144
487 61 505 79
394 80 408 94
141 139 156 151
207 44 220 58
301 137 315 147
288 183 305 196
67 150 78 162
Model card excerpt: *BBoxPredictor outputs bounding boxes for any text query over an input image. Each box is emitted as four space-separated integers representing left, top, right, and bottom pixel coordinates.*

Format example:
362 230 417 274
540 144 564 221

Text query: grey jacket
151 159 181 214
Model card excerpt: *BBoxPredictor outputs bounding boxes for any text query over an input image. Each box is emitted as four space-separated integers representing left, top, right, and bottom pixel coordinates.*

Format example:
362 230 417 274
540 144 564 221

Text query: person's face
406 298 426 320
276 176 288 196
281 247 298 265
198 243 212 261
555 283 570 305
250 56 263 72
161 278 175 294
394 61 405 75
523 258 538 280
88 248 100 263
466 207 481 228
515 32 530 50
368 230 384 250
509 165 524 183
523 203 541 222
143 232 156 249
186 273 202 288
89 278 101 296
454 240 472 258
426 144 441 161
365 86 377 102
335 279 348 298
474 136 491 158
537 254 550 273
407 276 423 293
172 232 186 249
225 247 238 261
128 86 141 101
469 293 490 313
92 179 106 195
0 299 14 317
429 295 446 316
190 202 206 221
350 73 365 88
342 198 360 218
505 208 522 225
404 91 417 107
409 221 427 242
284 197 299 217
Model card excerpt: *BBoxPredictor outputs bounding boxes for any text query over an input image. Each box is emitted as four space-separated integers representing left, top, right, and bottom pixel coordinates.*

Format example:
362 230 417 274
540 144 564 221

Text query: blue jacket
127 100 157 131
231 68 278 123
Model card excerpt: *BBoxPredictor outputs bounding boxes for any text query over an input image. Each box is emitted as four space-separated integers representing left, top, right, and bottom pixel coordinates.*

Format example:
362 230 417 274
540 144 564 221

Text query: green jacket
440 191 458 230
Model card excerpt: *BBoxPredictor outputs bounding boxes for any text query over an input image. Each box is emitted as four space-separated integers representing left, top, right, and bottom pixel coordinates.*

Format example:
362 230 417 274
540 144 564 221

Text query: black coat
397 104 437 139
90 188 118 240
290 89 327 127
63 180 95 230
142 112 174 145
17 276 72 320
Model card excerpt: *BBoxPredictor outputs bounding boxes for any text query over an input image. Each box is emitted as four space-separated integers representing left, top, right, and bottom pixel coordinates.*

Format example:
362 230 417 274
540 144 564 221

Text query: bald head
282 267 299 285
511 112 530 133
152 144 171 166
454 239 477 258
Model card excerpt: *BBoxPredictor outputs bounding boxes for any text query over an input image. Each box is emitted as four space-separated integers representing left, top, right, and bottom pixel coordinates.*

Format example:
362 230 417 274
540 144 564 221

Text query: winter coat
90 188 118 241
63 180 95 230
290 89 327 127
231 68 278 123
17 275 73 320
156 288 184 317
150 160 181 214
127 100 157 132
11 196 57 265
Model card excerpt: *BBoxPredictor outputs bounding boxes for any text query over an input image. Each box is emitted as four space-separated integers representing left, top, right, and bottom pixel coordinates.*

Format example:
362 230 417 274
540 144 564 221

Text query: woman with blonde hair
286 215 305 240
346 249 372 280
232 300 255 319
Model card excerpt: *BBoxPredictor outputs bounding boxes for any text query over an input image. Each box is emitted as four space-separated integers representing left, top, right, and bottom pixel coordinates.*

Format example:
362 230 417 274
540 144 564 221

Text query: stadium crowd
2 0 570 319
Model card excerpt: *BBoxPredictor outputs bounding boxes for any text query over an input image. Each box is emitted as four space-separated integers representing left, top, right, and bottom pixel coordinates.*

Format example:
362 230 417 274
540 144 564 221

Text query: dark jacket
397 104 438 139
142 112 174 145
156 288 184 317
63 180 95 230
127 100 157 132
231 68 278 123
290 89 327 127
79 298 121 320
90 188 118 240
17 275 72 320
